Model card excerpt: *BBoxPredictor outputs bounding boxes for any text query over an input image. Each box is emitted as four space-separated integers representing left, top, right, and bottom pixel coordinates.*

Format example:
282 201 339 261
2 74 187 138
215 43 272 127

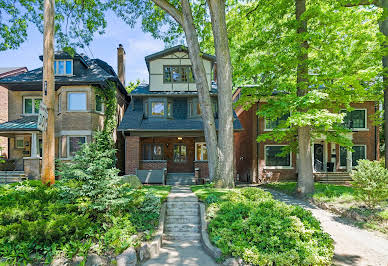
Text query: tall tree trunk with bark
296 0 314 195
381 0 388 168
207 0 235 188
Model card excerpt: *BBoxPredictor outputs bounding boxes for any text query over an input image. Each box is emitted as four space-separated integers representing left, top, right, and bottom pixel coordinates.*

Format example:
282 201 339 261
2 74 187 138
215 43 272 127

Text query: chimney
117 44 126 86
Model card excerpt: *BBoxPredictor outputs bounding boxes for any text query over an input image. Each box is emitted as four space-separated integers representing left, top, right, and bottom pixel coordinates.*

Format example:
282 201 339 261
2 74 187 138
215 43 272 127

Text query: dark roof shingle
0 116 38 131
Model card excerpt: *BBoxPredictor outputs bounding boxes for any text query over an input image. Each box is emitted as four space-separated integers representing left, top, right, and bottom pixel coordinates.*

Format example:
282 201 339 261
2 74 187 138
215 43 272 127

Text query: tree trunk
179 0 219 180
295 0 314 195
41 0 55 185
207 0 235 188
381 0 388 168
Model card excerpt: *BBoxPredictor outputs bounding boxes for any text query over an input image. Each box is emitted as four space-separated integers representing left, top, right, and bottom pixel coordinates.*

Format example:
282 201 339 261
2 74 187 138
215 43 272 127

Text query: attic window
54 60 72 75
163 66 194 83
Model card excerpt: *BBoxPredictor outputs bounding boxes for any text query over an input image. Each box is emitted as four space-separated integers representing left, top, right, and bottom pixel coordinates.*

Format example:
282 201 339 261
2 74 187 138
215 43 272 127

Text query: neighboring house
0 67 28 158
233 87 379 183
118 46 242 180
0 46 128 178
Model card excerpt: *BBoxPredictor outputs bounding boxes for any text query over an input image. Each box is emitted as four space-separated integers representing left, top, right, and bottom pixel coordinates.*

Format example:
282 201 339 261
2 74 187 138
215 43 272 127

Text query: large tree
111 0 235 187
228 0 380 195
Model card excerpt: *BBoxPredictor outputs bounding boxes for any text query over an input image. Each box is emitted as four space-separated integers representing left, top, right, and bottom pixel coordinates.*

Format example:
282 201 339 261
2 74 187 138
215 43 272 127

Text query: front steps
0 171 27 184
314 172 352 184
163 186 201 242
166 173 196 186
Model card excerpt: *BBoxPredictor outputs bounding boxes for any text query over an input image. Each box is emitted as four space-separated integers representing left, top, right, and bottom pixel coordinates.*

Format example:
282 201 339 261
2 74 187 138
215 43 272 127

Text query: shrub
121 175 143 189
351 160 388 208
205 188 334 265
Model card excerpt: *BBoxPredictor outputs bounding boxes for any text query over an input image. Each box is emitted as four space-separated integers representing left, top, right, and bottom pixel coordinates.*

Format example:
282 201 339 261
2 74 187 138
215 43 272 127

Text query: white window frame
54 59 73 76
23 96 42 115
67 92 87 111
339 144 367 169
340 108 368 131
264 145 293 169
195 142 208 161
15 136 25 149
67 136 87 158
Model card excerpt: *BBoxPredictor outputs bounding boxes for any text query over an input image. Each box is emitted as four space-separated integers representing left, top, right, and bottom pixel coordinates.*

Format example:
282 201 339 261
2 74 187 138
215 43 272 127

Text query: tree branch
151 0 183 25
343 0 380 7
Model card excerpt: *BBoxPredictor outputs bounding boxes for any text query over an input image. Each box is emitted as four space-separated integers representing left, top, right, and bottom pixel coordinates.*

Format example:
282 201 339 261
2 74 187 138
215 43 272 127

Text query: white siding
149 51 213 91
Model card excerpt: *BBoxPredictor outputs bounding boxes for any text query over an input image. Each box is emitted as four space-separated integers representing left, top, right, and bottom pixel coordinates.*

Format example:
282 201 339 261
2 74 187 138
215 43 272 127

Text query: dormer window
144 98 173 118
163 66 195 83
54 60 73 75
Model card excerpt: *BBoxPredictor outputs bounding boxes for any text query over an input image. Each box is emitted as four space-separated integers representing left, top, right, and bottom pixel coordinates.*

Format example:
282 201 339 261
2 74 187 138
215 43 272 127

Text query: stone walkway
265 188 388 266
143 186 218 266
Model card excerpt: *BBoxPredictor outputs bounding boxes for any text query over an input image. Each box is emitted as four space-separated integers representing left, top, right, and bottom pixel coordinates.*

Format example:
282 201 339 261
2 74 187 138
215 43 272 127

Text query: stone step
167 182 196 186
166 202 199 209
167 196 198 202
166 215 200 224
165 223 200 233
167 208 199 216
162 240 202 247
163 232 201 241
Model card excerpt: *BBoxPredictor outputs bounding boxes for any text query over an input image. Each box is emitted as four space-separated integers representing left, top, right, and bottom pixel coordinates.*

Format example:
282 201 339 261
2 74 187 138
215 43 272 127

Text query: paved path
265 188 388 266
143 186 218 266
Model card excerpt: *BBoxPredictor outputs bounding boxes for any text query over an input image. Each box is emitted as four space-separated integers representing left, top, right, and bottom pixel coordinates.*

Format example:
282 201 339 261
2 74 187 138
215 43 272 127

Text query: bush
205 187 334 265
351 160 388 208
121 175 143 189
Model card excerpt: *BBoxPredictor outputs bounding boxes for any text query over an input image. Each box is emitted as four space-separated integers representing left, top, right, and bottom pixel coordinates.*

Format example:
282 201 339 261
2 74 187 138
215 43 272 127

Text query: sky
0 13 166 84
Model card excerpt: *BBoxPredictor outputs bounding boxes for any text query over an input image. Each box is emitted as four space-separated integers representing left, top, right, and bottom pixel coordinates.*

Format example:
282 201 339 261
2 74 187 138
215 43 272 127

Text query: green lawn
141 185 171 202
264 182 388 235
191 184 232 202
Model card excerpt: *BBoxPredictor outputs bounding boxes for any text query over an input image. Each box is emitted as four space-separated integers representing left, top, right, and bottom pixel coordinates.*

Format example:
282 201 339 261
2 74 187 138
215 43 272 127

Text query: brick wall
0 86 7 157
194 161 209 178
140 160 167 170
125 136 140 174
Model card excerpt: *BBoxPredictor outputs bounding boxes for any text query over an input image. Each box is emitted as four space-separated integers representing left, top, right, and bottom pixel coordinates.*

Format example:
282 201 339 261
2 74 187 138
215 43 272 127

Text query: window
167 101 173 118
340 145 366 167
24 97 42 115
341 109 367 129
58 93 62 113
68 136 86 157
195 142 208 161
54 60 72 75
163 66 195 83
68 92 87 111
96 95 104 113
151 102 165 116
143 144 164 160
15 136 24 149
174 144 187 162
188 98 218 118
265 145 291 168
265 113 290 130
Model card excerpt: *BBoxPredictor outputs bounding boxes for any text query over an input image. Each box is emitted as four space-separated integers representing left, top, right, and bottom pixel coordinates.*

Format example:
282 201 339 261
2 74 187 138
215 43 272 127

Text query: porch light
177 137 183 140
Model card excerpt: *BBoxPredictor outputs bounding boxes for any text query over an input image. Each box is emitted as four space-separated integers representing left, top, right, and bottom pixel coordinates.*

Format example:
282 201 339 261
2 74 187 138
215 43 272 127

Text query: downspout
375 102 379 160
256 101 260 183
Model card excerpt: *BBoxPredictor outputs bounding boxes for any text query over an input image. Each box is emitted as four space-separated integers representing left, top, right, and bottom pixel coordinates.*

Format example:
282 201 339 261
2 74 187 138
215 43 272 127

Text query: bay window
68 92 87 111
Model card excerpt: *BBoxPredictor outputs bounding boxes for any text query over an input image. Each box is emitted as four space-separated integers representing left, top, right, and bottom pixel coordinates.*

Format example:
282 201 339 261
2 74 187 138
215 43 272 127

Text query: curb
199 202 223 259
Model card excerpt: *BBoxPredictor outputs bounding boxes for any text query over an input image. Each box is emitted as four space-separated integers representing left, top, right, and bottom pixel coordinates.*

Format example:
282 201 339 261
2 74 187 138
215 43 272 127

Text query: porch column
346 148 352 172
31 132 38 158
125 136 140 175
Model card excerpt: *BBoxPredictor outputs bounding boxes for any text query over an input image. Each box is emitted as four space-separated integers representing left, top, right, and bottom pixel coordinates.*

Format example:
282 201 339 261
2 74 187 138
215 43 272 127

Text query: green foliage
200 187 334 265
126 80 141 93
120 175 143 189
351 160 388 207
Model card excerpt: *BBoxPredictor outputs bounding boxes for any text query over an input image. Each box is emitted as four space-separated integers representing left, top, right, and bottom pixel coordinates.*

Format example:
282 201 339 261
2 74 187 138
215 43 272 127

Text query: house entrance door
168 143 194 173
313 143 324 172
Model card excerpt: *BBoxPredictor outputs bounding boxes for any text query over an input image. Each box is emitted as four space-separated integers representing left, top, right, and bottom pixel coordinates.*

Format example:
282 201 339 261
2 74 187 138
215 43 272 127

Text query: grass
191 184 231 202
264 182 388 235
141 185 171 202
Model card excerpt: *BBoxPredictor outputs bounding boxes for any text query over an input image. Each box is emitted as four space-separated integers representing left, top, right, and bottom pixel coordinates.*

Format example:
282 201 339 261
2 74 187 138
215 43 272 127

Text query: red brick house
233 87 379 183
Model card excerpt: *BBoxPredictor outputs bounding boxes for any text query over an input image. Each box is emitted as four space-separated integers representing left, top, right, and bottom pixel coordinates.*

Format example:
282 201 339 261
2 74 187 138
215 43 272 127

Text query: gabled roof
0 116 38 132
130 83 218 96
144 45 216 70
0 67 28 78
0 54 127 95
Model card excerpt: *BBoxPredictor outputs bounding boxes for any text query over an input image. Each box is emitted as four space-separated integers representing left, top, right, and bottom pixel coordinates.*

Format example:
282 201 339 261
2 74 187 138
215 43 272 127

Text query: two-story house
0 45 128 179
118 46 242 182
233 87 379 183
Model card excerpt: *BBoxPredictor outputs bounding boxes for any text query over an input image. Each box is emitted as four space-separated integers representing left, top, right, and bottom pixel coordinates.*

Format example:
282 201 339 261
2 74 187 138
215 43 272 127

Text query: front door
313 144 324 172
168 143 193 173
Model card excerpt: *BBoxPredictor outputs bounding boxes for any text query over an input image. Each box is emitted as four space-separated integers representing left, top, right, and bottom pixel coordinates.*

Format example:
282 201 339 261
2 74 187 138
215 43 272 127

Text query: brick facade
140 160 167 170
194 161 209 178
125 136 140 174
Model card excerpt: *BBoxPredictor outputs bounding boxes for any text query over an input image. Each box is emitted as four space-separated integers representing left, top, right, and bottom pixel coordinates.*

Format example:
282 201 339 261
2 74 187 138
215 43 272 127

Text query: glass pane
174 145 187 162
34 99 42 114
163 67 172 82
172 67 181 82
153 145 163 160
57 60 65 74
167 103 172 117
340 146 347 167
96 95 103 112
180 67 187 82
202 144 208 160
196 144 202 160
352 146 366 166
196 102 201 115
188 67 195 82
265 146 290 166
24 98 32 114
68 93 87 111
152 102 164 116
266 113 290 129
54 61 57 74
69 137 86 156
66 61 72 74
351 110 365 128
16 139 24 148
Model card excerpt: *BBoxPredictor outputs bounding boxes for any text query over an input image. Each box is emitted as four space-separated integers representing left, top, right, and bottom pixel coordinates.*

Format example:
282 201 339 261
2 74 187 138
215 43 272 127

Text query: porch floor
166 173 196 186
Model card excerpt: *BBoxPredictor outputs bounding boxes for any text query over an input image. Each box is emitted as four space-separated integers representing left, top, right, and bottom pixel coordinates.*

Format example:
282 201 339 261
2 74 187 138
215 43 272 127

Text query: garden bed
191 184 334 265
264 182 388 235
0 180 170 264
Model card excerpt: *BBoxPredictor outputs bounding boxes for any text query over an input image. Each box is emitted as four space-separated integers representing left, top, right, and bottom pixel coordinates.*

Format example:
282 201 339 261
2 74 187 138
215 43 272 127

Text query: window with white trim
163 66 195 83
68 136 86 157
340 145 366 167
265 145 291 168
15 136 24 149
24 97 42 115
341 109 367 129
68 92 87 111
195 142 208 161
54 60 73 75
265 113 290 130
